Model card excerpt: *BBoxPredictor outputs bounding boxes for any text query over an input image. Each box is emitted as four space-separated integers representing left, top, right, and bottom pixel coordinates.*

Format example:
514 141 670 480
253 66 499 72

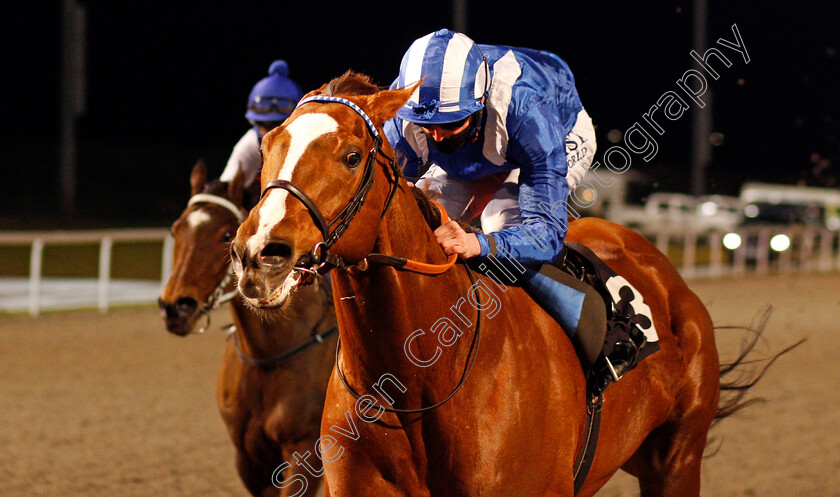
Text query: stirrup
591 354 629 394
591 327 647 394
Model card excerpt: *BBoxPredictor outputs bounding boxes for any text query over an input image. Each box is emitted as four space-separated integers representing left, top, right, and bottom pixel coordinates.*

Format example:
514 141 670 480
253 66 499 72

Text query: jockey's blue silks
385 32 584 266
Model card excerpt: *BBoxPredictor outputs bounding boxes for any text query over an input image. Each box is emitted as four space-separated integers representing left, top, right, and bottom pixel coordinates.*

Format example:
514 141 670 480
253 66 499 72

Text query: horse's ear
362 82 419 126
190 159 208 196
228 164 245 207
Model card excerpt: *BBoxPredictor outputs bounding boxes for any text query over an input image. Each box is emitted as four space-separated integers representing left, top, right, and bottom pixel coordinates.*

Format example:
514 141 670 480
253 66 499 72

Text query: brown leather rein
356 198 457 274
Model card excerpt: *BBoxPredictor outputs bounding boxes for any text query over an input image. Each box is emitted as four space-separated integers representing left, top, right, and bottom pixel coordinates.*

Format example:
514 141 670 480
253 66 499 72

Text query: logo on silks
604 276 659 344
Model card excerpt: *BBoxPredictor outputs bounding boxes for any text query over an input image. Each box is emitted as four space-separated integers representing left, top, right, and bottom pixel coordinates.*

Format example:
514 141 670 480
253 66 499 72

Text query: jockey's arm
221 128 262 188
475 98 571 266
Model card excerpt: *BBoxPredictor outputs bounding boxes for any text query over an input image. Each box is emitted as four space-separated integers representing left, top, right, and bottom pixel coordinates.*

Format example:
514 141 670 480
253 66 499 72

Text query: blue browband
296 95 380 138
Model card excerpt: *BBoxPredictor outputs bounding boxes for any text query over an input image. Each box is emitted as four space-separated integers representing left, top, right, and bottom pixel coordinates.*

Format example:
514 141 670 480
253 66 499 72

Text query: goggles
247 96 297 116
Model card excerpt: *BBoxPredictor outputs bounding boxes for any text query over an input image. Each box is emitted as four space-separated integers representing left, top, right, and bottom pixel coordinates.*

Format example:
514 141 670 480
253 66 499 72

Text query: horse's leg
234 450 280 497
621 307 719 497
275 441 325 497
623 415 709 496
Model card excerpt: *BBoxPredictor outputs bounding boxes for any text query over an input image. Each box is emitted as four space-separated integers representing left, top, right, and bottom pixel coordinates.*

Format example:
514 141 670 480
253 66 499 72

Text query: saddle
421 194 659 392
470 240 660 394
555 242 661 394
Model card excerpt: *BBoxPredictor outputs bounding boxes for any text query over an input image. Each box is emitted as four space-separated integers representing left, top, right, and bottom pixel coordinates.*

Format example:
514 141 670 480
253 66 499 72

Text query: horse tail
712 305 805 426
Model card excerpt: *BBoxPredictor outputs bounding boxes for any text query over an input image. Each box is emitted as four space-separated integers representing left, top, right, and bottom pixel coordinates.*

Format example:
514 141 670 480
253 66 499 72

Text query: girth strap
573 390 603 494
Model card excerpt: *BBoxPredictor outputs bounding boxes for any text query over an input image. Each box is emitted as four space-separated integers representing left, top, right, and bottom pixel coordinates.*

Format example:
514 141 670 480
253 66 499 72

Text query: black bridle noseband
259 95 401 277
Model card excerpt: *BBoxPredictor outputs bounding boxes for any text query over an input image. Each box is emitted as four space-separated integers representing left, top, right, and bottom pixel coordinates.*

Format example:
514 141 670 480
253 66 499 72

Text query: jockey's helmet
395 29 489 127
245 60 303 123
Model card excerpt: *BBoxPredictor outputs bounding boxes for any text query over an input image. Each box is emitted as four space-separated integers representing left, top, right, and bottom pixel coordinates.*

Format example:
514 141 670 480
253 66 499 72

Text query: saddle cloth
561 242 660 367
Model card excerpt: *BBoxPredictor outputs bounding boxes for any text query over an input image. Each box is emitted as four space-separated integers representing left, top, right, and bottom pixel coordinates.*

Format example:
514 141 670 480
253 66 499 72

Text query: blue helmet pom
268 60 289 78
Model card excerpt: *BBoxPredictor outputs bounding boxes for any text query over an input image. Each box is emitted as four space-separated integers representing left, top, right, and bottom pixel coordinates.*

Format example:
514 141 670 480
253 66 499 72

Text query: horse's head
231 72 415 309
159 160 247 336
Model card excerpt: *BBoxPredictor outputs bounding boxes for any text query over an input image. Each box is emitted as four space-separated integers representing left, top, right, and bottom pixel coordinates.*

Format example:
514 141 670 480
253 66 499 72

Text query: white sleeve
220 128 262 186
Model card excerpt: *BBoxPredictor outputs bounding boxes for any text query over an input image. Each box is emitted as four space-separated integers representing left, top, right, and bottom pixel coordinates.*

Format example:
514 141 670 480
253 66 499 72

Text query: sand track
1 273 838 496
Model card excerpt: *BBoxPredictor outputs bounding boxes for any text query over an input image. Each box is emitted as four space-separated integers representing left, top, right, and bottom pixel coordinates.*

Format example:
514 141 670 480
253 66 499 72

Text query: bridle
185 193 246 333
229 310 339 370
257 94 478 413
185 192 340 367
259 95 458 281
259 95 403 279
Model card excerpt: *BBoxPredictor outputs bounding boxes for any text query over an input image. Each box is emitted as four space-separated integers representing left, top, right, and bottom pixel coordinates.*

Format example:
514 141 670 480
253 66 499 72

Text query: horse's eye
345 151 362 168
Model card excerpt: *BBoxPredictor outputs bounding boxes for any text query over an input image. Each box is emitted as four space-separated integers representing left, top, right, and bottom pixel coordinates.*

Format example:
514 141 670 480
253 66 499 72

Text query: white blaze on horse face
248 113 339 256
186 209 211 229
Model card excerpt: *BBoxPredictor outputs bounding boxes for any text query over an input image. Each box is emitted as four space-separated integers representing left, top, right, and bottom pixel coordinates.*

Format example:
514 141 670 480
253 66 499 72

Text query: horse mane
321 71 382 97
410 186 443 231
200 179 226 197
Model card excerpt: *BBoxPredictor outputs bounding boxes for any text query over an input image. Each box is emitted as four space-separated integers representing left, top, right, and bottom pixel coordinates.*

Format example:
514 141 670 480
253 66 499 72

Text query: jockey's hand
435 221 481 259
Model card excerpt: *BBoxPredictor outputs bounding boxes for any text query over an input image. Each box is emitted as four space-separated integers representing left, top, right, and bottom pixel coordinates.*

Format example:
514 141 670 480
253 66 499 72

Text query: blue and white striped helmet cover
396 29 488 125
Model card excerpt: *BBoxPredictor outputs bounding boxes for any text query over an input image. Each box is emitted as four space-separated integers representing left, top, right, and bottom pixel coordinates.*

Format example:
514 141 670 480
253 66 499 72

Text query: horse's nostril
261 242 293 267
231 245 243 269
175 297 198 317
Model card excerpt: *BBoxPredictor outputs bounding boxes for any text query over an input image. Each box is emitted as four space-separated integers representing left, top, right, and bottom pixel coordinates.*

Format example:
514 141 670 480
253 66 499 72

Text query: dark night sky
1 0 838 228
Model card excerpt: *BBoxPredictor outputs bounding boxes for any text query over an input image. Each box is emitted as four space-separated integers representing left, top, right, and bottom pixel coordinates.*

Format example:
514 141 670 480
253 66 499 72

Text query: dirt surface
1 273 839 496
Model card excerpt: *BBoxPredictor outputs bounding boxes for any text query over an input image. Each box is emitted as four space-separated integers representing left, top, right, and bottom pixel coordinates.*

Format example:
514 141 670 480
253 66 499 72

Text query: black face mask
423 109 484 154
426 125 473 154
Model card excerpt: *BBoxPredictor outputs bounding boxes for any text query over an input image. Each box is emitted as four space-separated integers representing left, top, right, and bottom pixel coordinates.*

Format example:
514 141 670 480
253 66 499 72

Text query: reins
229 314 339 371
335 261 481 414
355 199 458 275
356 253 457 274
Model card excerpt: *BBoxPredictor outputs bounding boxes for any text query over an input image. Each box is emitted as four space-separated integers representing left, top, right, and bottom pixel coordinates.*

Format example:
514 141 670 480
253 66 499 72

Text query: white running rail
0 229 173 316
640 225 840 279
1 225 837 317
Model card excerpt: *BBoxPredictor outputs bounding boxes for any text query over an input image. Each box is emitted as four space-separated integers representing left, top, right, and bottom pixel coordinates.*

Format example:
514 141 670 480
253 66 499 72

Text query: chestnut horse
230 73 732 497
159 161 337 497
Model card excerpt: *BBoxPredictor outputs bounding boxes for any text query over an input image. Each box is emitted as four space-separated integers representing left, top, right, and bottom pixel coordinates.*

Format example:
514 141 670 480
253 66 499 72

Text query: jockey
220 60 304 189
384 29 608 370
384 29 596 264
